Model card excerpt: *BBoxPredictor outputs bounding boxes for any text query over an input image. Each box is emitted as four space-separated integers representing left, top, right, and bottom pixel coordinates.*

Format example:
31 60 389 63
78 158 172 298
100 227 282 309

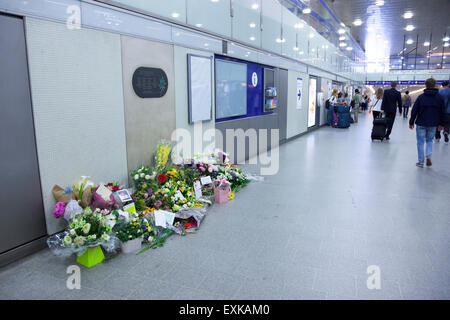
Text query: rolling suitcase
337 105 351 128
371 116 387 141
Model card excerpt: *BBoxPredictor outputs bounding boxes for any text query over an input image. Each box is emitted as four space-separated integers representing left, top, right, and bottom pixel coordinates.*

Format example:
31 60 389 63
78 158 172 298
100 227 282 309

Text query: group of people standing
363 79 449 167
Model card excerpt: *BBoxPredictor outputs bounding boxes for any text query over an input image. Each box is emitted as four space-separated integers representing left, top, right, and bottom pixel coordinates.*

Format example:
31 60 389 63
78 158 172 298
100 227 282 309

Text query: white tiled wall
25 18 128 234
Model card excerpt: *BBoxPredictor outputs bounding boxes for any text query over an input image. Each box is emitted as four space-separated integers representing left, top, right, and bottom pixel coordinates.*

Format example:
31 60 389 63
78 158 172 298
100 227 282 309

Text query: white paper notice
200 176 212 185
194 181 202 199
154 210 175 227
163 211 175 226
174 190 185 201
96 184 112 202
154 210 167 227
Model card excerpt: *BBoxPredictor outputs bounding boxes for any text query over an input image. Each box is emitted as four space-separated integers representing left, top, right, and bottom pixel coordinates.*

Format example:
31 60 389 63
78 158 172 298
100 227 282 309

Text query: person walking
369 87 383 119
402 90 412 118
436 81 450 143
381 81 402 140
351 89 361 123
409 78 445 168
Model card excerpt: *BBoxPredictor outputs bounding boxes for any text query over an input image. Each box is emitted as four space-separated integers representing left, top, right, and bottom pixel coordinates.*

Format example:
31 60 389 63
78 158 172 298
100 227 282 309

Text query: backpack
325 99 330 110
404 95 411 107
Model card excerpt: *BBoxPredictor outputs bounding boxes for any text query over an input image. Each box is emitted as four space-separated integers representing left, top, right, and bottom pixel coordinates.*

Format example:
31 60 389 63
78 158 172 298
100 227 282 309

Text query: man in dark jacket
409 78 445 168
381 81 402 140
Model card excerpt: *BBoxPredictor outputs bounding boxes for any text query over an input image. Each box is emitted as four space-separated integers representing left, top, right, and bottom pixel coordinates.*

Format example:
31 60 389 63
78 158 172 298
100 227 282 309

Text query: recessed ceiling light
195 23 203 27
293 47 299 51
339 36 346 41
376 34 382 39
204 43 209 47
276 38 286 43
366 26 374 32
346 47 353 51
309 33 315 38
302 8 311 14
420 60 424 63
403 12 413 19
423 41 430 46
405 25 415 31
249 36 255 41
251 3 259 10
340 22 346 27
443 37 450 42
406 39 414 44
384 40 389 44
338 28 345 34
375 0 384 6
171 12 180 18
211 0 219 2
444 42 450 47
299 51 304 55
249 23 256 28
353 19 362 26
339 42 347 47
294 23 304 29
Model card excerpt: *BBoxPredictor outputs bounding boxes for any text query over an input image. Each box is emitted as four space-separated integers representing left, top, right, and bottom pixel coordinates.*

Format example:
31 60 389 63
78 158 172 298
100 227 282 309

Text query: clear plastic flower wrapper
243 172 265 182
64 199 83 221
167 204 209 235
47 207 120 257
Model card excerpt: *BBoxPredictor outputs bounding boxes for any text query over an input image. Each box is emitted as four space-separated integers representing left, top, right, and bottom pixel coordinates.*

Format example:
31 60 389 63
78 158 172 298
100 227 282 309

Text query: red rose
185 223 192 229
158 174 167 183
112 185 119 191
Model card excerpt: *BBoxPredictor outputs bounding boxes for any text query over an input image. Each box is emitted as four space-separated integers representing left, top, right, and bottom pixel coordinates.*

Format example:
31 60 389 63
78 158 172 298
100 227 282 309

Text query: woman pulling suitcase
369 88 387 141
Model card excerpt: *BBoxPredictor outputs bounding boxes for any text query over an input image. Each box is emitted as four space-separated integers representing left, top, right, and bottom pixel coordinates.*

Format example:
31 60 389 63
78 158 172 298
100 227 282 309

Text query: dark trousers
403 106 409 118
385 112 396 138
436 114 450 138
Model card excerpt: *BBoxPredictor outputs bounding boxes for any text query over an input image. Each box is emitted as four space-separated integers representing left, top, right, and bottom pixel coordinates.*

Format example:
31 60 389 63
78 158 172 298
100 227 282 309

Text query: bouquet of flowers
130 165 156 188
91 185 118 210
72 176 96 208
217 164 249 192
132 167 203 212
155 141 172 172
192 150 230 165
214 178 231 190
47 207 119 257
106 181 125 192
116 215 155 244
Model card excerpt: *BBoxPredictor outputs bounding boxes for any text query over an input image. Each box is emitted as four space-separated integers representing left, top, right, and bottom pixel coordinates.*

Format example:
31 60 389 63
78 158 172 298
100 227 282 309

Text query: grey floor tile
232 278 283 300
197 271 246 297
313 270 357 298
172 286 225 300
356 277 402 300
281 284 327 300
159 263 210 289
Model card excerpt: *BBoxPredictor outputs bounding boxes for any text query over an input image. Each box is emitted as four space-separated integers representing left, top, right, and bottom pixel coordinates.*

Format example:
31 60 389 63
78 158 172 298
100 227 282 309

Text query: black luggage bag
371 116 387 141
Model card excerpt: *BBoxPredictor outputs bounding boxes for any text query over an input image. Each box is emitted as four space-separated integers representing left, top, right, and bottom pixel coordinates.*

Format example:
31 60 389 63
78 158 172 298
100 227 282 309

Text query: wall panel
173 46 215 159
121 36 176 175
25 18 128 234
286 70 309 139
